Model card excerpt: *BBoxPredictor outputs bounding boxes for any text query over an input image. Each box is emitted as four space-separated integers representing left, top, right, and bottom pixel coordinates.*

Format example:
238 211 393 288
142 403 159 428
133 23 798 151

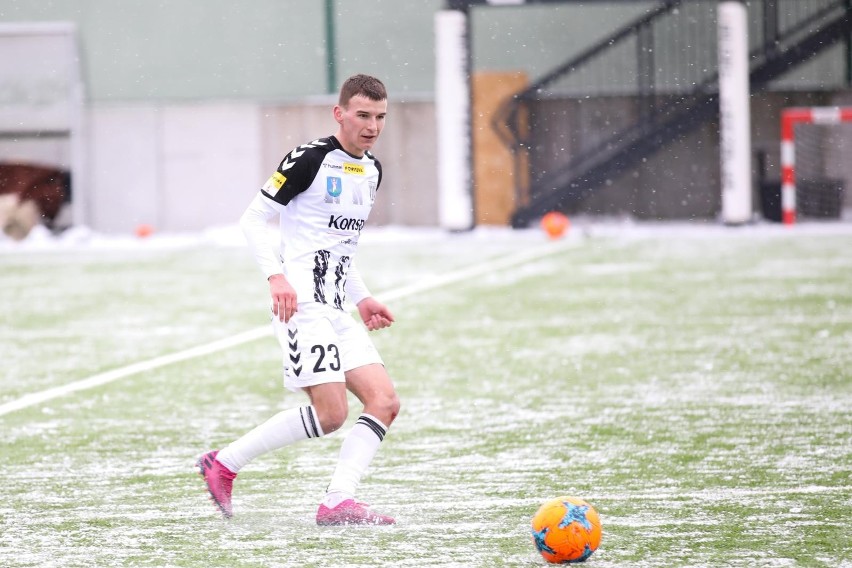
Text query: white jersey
240 135 381 309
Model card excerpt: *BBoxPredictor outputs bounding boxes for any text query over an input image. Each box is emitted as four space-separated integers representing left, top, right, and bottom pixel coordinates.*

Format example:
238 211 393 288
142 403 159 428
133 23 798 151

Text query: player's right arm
239 193 297 322
242 140 326 322
267 273 297 323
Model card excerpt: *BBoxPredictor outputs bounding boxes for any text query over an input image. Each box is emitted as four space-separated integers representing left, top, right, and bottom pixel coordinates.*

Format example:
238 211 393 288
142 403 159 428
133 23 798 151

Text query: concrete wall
3 1 849 230
80 97 438 233
258 97 439 227
86 103 264 232
0 0 651 102
11 86 852 233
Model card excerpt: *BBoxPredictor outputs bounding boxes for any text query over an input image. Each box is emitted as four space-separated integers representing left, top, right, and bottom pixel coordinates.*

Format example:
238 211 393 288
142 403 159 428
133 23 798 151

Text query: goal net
779 107 852 224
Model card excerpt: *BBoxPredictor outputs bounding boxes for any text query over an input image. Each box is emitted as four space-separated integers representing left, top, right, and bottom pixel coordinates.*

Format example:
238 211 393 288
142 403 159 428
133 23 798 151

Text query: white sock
324 414 388 502
216 406 323 473
322 491 353 509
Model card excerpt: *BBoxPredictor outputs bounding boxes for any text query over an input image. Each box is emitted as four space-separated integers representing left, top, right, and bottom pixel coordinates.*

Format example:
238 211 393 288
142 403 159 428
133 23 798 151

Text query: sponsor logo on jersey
328 215 365 232
343 162 365 175
323 163 343 170
262 172 287 196
326 176 343 197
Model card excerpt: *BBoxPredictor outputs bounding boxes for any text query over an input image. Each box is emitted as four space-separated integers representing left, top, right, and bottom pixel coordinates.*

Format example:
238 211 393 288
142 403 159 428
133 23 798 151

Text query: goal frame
780 106 852 225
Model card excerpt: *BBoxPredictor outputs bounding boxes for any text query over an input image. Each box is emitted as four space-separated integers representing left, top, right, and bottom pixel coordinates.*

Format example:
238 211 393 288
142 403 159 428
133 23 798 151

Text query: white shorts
272 302 384 392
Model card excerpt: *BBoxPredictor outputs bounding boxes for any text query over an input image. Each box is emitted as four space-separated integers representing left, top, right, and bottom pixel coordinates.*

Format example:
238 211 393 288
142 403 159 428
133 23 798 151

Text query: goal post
435 9 473 231
717 0 752 225
780 106 852 225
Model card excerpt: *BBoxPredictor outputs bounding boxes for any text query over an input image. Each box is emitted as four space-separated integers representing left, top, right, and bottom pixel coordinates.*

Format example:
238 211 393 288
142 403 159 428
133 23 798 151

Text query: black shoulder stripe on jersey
365 151 382 191
264 137 335 206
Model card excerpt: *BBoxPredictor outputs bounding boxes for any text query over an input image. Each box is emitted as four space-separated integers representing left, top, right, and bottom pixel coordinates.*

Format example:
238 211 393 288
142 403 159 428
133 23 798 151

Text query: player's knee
388 392 400 423
373 390 400 426
320 411 347 434
315 403 349 434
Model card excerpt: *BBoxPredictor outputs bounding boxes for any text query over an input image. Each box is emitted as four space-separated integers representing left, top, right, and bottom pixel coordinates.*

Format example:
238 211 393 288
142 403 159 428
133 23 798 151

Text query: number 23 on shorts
311 343 341 372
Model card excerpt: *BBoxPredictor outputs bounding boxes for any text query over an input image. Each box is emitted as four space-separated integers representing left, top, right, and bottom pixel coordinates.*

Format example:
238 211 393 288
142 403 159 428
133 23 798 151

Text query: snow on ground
3 217 852 255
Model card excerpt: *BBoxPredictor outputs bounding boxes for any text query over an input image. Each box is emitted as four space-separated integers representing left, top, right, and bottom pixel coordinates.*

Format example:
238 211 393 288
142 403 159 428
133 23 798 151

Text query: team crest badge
327 177 342 197
326 176 342 204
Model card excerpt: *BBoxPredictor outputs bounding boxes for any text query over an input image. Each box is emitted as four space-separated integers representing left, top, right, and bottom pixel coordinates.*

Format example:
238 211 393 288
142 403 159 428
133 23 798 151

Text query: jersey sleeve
345 261 372 306
261 140 327 206
240 192 284 280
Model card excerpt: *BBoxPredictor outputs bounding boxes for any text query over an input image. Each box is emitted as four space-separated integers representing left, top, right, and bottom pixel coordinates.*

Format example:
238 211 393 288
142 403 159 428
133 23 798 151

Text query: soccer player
197 74 399 525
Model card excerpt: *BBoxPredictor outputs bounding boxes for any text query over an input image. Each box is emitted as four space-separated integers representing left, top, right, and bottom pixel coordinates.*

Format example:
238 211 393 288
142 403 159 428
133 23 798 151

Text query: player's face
334 95 387 157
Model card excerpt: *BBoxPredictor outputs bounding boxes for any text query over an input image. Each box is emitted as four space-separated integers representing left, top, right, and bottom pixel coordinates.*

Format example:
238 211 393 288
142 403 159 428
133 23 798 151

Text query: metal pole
846 0 852 85
325 0 337 94
718 0 753 225
636 21 655 121
463 4 475 227
762 0 778 56
436 6 474 230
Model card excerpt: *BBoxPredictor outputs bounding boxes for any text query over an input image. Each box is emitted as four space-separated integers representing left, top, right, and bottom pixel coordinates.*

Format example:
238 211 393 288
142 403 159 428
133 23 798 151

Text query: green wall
0 0 659 102
470 2 655 80
333 0 444 96
0 0 444 101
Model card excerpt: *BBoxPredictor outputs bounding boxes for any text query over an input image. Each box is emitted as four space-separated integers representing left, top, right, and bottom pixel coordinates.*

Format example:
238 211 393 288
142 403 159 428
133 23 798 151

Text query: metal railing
497 0 852 227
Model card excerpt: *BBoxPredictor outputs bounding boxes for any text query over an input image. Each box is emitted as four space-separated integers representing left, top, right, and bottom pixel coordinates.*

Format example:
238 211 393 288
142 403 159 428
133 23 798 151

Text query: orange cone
135 223 154 238
540 211 570 239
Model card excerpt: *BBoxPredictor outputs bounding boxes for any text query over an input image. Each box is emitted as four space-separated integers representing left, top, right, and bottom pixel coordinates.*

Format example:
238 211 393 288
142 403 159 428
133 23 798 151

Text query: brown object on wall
0 163 69 222
0 163 70 240
472 71 529 226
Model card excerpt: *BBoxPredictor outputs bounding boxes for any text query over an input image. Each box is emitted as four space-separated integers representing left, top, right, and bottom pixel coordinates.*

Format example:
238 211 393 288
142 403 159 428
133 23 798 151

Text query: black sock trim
300 406 321 438
357 414 386 442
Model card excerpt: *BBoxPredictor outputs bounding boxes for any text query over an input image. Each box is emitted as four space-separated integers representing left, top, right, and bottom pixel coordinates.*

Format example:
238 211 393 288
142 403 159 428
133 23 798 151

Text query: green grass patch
1 226 850 567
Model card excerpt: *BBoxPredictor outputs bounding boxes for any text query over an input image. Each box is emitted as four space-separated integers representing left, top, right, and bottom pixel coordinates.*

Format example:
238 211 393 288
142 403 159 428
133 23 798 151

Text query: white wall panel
86 105 159 233
84 99 438 234
160 104 263 231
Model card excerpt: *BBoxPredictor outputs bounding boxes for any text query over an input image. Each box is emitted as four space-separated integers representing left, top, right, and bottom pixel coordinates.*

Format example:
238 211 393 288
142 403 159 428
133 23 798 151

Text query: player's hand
269 274 297 322
357 297 394 331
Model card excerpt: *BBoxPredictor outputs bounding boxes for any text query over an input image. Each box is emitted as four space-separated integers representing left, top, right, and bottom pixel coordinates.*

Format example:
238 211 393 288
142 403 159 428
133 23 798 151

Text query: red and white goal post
780 106 852 225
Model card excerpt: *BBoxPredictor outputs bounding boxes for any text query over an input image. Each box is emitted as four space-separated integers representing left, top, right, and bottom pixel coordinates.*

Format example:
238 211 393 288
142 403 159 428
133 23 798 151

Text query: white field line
0 240 571 417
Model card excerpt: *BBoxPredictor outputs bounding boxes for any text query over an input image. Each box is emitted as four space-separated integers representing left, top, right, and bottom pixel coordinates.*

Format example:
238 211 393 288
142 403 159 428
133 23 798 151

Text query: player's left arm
357 297 394 331
347 261 394 331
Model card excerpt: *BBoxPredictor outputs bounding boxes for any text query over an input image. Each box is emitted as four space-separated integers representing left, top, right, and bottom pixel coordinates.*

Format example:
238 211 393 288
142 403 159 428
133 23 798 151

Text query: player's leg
317 364 399 525
330 363 400 493
303 381 349 434
316 311 400 525
198 304 344 518
209 404 326 474
346 363 400 428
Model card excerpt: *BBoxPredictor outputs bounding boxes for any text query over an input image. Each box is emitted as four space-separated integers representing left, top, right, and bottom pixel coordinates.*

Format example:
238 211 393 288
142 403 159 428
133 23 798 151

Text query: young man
197 74 400 525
